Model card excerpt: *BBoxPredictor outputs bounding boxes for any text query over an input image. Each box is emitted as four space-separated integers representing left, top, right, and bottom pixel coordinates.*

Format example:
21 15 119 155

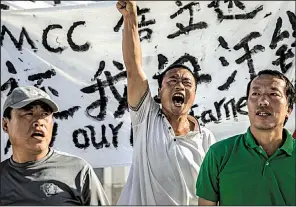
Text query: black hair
246 70 296 125
3 107 12 119
157 64 198 89
3 100 53 120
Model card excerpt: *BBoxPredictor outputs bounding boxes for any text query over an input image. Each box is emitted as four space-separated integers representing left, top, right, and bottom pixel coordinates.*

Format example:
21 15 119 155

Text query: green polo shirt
196 128 296 205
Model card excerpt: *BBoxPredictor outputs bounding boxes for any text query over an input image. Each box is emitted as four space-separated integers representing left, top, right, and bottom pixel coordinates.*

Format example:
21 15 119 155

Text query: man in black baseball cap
1 86 109 205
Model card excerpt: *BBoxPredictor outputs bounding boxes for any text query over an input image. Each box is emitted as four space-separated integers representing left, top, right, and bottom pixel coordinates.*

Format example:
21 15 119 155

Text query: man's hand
116 1 137 17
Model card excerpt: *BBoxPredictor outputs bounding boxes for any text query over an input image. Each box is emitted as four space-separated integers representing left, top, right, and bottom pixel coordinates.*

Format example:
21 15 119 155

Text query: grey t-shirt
0 148 109 205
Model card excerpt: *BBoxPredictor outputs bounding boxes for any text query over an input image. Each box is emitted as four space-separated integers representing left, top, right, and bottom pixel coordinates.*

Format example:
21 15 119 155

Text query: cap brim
10 97 59 113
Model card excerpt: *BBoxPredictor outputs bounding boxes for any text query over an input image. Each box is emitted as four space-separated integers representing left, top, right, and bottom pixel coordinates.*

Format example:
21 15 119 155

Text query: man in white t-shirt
116 1 216 205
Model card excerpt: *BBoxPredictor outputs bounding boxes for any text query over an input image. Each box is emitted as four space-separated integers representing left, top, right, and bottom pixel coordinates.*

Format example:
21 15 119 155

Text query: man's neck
163 110 196 136
12 147 49 163
250 126 285 156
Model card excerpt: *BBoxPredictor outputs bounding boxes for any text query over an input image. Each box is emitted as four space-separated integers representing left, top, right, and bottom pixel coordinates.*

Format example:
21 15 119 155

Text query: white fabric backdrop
1 1 295 167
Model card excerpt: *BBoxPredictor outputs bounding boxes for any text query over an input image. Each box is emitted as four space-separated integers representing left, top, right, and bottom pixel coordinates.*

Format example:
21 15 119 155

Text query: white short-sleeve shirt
117 89 216 205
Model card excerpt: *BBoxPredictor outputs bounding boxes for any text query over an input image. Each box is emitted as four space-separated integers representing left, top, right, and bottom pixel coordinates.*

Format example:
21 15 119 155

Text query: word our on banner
1 1 295 168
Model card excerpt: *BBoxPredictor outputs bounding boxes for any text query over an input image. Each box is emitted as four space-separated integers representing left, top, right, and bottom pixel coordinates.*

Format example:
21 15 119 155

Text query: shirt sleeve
128 87 158 127
201 128 216 152
82 165 110 205
196 146 220 202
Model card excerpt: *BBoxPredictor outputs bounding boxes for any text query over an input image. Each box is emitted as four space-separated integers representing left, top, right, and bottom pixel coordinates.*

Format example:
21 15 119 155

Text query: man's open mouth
31 131 45 138
172 93 185 107
256 111 272 117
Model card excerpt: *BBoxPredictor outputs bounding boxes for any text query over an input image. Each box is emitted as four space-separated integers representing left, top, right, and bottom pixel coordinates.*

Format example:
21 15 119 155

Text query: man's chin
162 104 189 116
171 106 188 116
29 143 49 153
254 124 276 131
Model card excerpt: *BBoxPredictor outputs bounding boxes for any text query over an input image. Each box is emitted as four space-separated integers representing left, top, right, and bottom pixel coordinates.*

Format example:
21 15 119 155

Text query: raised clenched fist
116 1 137 17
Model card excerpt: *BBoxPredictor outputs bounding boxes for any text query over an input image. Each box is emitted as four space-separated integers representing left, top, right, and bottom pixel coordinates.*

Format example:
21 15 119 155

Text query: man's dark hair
246 70 296 125
157 64 198 90
3 107 13 119
3 100 53 120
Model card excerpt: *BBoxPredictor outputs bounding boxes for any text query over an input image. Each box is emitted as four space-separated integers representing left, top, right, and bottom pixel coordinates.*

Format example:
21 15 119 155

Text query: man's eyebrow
251 86 283 93
270 87 283 93
168 74 178 78
251 86 260 90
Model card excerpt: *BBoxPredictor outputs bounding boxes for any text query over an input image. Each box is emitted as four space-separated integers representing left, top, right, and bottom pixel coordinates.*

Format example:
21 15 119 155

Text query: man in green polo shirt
196 69 296 206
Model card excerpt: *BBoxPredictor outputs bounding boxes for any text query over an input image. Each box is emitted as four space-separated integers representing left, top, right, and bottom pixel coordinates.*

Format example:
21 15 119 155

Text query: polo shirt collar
245 128 258 149
280 129 294 156
245 127 294 156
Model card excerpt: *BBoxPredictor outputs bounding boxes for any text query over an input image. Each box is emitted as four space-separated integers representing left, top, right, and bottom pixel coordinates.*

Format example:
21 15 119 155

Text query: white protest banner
1 1 295 167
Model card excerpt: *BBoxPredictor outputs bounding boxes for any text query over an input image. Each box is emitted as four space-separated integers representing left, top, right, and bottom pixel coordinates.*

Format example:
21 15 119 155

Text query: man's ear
158 88 161 98
2 118 8 133
287 107 292 117
153 88 161 104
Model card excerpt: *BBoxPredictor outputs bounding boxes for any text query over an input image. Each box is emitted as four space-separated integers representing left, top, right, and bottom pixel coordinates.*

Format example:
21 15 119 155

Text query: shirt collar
158 108 201 133
245 128 258 149
280 129 294 156
245 127 294 156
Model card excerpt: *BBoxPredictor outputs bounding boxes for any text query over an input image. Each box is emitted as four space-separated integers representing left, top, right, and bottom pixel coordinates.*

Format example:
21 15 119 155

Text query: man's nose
32 117 45 127
258 95 270 106
33 122 44 127
175 79 185 88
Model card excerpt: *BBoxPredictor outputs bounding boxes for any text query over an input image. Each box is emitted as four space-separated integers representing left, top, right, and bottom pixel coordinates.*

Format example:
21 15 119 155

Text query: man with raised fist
116 1 216 205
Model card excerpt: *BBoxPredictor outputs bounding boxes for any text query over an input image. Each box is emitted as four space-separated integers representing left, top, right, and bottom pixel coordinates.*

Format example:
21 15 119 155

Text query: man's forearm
119 1 148 107
122 15 142 75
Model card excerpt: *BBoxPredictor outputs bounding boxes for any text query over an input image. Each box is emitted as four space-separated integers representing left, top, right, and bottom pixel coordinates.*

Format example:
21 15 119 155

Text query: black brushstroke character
1 61 19 96
27 69 60 97
272 44 294 73
269 11 295 73
53 106 81 120
5 61 17 74
218 57 229 66
1 78 19 96
287 11 296 46
216 34 264 91
53 0 61 5
1 3 9 10
167 1 208 39
0 25 38 51
114 5 156 42
233 32 265 79
216 36 236 91
208 0 263 22
269 16 290 50
218 70 237 91
81 60 128 121
153 53 212 84
152 53 212 102
217 36 230 67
